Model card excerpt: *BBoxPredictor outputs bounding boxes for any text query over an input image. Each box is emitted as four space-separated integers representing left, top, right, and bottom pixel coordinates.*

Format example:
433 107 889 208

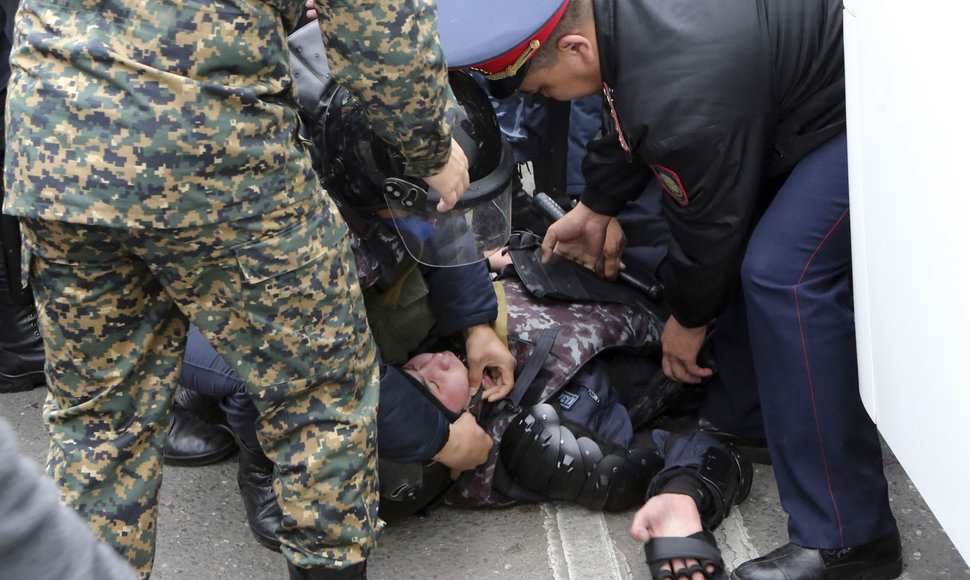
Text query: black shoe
698 417 772 465
163 401 237 466
238 444 283 551
287 561 367 580
172 383 229 425
0 286 46 393
731 529 902 580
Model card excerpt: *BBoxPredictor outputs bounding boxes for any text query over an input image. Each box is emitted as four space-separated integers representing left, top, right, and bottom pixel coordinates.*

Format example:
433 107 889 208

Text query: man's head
402 351 476 415
517 0 601 100
437 0 600 100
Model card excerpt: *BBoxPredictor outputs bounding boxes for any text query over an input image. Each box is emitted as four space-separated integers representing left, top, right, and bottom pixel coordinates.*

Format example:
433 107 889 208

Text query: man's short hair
528 0 594 70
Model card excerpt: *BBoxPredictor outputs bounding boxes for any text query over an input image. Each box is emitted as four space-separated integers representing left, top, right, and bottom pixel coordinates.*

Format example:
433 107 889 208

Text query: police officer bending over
436 0 903 579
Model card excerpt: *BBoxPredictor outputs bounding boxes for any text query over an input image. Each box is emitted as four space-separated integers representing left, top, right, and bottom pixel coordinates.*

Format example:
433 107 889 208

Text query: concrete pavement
2 386 968 579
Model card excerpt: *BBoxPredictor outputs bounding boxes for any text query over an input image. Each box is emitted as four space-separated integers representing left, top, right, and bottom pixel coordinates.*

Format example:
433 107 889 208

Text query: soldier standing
1 1 468 579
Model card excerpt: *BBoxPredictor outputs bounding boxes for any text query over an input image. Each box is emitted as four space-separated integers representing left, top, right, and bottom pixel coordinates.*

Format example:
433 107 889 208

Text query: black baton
531 192 664 302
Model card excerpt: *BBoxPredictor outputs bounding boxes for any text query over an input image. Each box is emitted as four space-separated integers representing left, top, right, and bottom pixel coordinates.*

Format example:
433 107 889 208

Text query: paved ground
2 386 968 579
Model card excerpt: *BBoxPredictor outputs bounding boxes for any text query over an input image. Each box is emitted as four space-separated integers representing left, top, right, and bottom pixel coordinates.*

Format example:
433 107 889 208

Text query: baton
531 192 664 302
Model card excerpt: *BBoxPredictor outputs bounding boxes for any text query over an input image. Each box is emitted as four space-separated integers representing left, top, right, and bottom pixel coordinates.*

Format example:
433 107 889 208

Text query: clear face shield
380 141 514 267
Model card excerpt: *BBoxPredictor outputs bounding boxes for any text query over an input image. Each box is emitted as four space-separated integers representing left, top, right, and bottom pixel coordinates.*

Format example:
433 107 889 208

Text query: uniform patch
558 391 580 410
651 164 689 206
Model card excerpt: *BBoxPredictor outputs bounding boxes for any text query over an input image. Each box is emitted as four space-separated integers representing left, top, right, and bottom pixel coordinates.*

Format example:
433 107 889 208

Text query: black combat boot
287 561 367 580
0 285 46 393
238 443 283 551
163 387 237 466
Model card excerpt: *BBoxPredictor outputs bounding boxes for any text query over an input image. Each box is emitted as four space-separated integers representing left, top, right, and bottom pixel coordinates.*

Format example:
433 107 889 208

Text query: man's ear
557 33 595 64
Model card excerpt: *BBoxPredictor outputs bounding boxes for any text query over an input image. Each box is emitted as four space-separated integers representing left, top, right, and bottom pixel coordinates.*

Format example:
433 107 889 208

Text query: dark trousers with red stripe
731 132 897 548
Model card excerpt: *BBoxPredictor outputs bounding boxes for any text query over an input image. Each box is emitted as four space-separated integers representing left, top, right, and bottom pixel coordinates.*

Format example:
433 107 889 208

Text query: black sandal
644 530 725 580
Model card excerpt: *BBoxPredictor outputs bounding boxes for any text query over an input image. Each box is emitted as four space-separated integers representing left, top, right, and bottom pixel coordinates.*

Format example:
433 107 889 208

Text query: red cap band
467 0 571 79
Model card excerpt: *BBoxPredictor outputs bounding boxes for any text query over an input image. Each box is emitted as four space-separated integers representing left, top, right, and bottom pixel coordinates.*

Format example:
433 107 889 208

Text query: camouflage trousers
20 196 383 577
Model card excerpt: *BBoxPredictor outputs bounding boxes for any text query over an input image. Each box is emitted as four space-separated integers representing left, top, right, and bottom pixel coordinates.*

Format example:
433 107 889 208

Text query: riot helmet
321 71 514 267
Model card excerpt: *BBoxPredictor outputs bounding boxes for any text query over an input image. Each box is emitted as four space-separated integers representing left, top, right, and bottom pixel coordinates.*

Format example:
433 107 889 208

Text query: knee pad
500 404 663 511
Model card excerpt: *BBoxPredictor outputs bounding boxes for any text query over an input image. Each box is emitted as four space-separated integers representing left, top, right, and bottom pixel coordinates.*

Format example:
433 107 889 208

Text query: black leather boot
238 444 283 551
731 528 902 580
163 387 237 466
287 561 367 580
0 284 46 393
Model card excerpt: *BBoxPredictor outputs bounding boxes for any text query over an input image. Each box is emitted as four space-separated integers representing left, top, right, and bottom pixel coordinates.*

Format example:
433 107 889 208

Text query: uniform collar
592 0 618 91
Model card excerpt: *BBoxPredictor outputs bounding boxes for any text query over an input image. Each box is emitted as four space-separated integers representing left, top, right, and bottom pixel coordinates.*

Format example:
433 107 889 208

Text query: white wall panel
844 0 970 562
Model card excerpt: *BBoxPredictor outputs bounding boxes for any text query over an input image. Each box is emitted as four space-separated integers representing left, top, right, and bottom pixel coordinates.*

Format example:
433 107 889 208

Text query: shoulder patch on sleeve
650 164 689 206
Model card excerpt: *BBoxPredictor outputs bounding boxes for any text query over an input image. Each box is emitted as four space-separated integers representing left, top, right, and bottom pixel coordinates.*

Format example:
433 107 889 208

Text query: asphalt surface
2 385 968 580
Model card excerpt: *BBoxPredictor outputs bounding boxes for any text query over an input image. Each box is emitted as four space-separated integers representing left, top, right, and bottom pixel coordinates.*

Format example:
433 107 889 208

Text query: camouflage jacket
3 0 456 228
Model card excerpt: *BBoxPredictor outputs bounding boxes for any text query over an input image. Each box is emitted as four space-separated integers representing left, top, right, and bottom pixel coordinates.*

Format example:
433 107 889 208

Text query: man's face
518 41 602 100
403 351 475 414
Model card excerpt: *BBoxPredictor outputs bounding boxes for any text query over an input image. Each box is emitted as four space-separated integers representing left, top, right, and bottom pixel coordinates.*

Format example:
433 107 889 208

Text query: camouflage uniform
2 0 457 576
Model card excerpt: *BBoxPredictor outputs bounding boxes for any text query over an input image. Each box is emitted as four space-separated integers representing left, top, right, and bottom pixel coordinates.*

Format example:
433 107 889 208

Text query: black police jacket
582 0 846 327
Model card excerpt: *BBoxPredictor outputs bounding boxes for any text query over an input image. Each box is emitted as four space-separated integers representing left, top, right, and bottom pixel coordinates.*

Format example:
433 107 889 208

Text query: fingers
435 413 493 475
466 364 484 395
304 0 317 19
481 368 514 401
630 502 653 542
662 559 710 580
463 324 515 402
476 360 514 401
630 523 650 543
435 186 462 212
601 254 622 279
540 228 560 264
423 139 469 212
660 318 711 383
600 218 626 278
661 354 713 384
487 251 513 272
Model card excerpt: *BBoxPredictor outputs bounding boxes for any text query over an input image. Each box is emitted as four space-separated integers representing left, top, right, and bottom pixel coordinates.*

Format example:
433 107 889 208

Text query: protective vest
446 233 665 508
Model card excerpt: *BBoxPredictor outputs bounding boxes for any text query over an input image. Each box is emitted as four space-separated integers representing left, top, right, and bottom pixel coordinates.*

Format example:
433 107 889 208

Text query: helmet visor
381 142 514 267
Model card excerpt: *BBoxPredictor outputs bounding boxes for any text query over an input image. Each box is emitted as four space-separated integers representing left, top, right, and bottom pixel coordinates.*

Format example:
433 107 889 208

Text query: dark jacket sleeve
651 120 770 327
580 129 653 217
422 259 497 337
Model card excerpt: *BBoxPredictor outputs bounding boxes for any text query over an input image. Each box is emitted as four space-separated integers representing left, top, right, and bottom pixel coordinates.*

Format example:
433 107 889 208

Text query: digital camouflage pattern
3 0 457 227
3 0 459 576
23 196 381 576
446 275 664 508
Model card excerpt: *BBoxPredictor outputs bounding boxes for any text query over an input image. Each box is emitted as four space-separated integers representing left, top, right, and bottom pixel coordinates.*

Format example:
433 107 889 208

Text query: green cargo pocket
233 213 340 284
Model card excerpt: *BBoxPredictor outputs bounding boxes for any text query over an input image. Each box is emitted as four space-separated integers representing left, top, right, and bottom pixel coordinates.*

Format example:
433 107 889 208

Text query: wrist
575 201 613 223
463 323 492 340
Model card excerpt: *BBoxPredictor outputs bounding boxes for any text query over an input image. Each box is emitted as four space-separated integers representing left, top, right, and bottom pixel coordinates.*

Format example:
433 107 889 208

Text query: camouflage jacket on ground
3 0 456 228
